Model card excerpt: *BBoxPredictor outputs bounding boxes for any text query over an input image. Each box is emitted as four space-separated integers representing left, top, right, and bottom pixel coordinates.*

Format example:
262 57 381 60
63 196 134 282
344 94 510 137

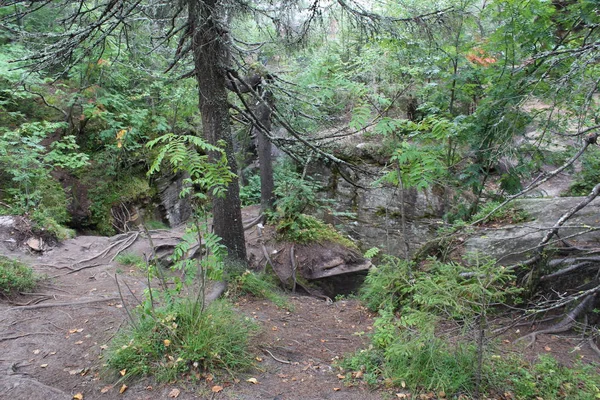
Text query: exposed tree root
260 346 292 364
0 332 56 343
516 293 597 347
588 337 600 358
7 296 119 311
243 214 264 230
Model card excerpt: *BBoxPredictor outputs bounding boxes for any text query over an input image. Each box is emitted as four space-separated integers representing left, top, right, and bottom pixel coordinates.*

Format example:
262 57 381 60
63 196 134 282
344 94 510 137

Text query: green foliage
275 213 355 248
489 354 600 400
470 201 531 225
0 256 37 295
107 299 257 381
115 253 146 269
568 150 600 196
229 270 291 310
239 173 261 206
148 134 233 202
86 175 153 235
268 162 355 247
352 254 522 396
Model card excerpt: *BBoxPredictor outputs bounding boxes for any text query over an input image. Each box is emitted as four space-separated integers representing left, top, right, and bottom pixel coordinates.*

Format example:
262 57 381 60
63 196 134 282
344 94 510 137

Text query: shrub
0 255 37 295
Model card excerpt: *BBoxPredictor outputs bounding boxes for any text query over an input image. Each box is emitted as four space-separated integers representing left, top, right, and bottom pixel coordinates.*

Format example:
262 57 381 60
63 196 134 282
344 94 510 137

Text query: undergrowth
115 253 146 269
107 299 257 381
344 254 600 398
229 270 291 310
0 255 38 295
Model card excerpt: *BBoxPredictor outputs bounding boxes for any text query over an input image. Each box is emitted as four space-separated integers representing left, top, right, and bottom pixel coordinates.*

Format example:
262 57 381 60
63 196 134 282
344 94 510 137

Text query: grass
229 270 292 310
0 255 37 295
107 299 258 381
115 252 146 269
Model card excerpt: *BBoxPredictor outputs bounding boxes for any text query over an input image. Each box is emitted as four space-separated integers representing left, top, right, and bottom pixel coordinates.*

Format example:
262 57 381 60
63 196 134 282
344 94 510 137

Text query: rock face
316 164 449 256
155 172 192 227
465 197 600 265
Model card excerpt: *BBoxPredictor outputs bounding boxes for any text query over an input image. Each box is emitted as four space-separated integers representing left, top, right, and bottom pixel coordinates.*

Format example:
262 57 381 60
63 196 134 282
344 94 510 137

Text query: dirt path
0 225 390 399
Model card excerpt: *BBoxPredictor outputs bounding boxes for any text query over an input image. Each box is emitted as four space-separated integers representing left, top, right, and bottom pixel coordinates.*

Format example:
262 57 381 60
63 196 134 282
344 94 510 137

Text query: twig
0 332 56 343
260 347 292 364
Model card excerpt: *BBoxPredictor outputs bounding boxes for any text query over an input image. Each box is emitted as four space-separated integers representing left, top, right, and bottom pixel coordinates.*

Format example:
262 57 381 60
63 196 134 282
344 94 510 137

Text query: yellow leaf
211 385 223 393
246 377 259 384
100 386 112 393
396 394 408 399
401 381 406 388
168 388 180 398
119 384 127 394
164 339 171 347
336 374 345 379
73 393 83 400
119 369 127 376
353 370 363 379
544 346 552 352
333 387 341 391
255 357 263 362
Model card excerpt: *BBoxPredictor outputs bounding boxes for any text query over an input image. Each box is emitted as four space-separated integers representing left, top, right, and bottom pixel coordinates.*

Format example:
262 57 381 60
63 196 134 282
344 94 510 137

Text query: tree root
7 296 119 311
260 346 292 364
515 293 596 347
0 332 56 343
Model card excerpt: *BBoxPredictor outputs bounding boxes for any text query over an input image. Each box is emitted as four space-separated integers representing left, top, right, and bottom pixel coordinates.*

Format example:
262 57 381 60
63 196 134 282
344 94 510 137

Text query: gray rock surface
465 197 600 264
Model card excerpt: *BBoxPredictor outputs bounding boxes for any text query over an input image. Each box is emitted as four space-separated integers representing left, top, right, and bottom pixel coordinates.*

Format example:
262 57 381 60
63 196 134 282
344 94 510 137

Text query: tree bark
188 0 247 262
255 89 275 213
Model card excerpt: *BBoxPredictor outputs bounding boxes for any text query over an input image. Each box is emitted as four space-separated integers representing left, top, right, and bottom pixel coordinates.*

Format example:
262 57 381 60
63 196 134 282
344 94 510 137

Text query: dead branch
516 292 597 346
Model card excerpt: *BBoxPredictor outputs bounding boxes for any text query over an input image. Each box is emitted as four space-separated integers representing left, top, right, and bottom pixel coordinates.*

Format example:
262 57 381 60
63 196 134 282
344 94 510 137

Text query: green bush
275 213 356 248
0 256 37 295
239 174 261 206
107 299 258 381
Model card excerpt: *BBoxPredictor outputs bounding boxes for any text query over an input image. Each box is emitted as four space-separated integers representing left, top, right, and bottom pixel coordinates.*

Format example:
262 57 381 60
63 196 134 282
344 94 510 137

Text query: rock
465 197 600 265
26 237 45 252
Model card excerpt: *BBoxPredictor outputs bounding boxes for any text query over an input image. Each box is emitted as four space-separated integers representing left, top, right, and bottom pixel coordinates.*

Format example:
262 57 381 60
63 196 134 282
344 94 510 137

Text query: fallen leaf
119 369 127 376
396 394 408 399
353 370 363 379
211 385 223 393
49 351 56 355
333 387 341 391
75 341 83 345
271 326 278 331
544 346 552 352
116 304 123 308
255 357 263 362
73 393 83 400
164 339 171 347
100 345 108 350
40 364 48 368
168 388 180 398
336 374 345 379
438 390 446 398
119 384 127 394
246 377 259 384
100 386 112 393
401 381 406 388
33 349 40 355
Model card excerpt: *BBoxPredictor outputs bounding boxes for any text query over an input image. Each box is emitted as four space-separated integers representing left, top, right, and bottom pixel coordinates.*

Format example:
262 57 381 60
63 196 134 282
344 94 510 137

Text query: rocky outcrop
465 197 600 265
155 172 192 227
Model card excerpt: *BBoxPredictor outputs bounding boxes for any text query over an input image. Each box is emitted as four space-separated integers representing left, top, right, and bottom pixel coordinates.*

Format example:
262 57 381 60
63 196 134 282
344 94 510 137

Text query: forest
1 0 600 399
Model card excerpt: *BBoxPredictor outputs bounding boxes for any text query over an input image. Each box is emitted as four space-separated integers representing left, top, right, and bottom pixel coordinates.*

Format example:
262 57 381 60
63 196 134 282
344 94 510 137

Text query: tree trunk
255 90 275 213
188 0 247 262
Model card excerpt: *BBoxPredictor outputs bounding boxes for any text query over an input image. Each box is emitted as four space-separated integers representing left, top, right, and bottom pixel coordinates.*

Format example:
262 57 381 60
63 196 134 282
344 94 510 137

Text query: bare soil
1 208 598 400
0 208 389 400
